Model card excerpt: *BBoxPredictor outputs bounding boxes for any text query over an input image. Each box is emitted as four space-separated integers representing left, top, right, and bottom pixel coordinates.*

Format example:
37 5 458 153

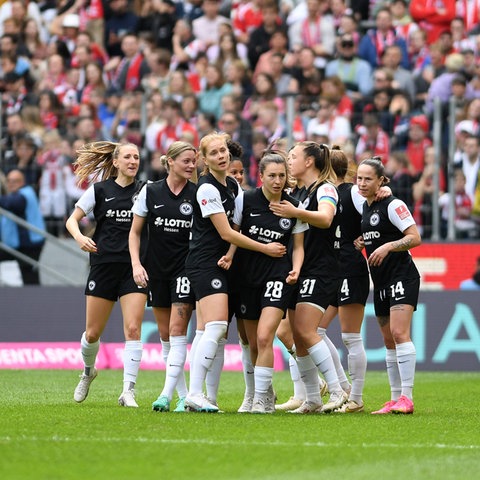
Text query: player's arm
129 214 148 287
66 207 97 253
210 212 286 258
287 232 304 285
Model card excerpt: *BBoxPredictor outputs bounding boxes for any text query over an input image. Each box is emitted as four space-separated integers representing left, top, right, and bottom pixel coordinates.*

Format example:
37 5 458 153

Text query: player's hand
353 235 364 251
75 234 97 253
263 242 286 258
217 255 232 270
368 244 390 267
286 269 299 285
132 264 149 288
269 200 297 218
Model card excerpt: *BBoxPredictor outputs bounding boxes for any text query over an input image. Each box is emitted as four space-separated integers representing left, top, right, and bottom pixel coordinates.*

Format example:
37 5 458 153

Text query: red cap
410 115 429 133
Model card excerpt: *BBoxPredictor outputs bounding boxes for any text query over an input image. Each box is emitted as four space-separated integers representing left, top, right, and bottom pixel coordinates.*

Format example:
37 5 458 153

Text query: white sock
80 332 99 376
289 355 306 400
386 348 401 401
188 321 227 396
161 339 170 366
254 366 274 395
123 340 142 392
342 332 367 404
318 327 350 390
161 335 187 400
308 340 342 394
206 337 226 403
296 355 321 404
396 341 416 400
240 340 255 397
188 330 203 368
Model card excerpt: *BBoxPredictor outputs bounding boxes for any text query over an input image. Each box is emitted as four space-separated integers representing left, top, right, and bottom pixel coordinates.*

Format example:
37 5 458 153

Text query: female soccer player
270 141 348 414
66 142 147 407
233 149 307 413
184 132 286 413
129 141 197 413
356 157 421 414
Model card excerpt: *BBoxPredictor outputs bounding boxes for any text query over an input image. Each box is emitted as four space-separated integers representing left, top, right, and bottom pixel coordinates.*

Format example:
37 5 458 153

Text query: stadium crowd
0 0 479 243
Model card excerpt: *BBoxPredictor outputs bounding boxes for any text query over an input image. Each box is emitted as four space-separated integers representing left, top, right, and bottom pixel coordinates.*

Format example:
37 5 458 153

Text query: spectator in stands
208 30 249 76
1 111 26 163
149 0 177 51
192 0 230 48
141 48 172 97
439 168 477 239
358 7 409 70
288 0 335 69
110 33 150 93
424 52 477 115
288 46 322 99
5 134 41 191
155 98 198 154
37 129 70 237
104 0 139 58
242 71 283 124
405 114 433 175
171 18 206 72
325 33 373 104
247 1 283 70
20 104 45 148
0 0 44 40
355 112 390 163
232 0 263 44
49 13 81 54
0 168 45 285
381 44 416 104
391 0 418 41
410 0 456 45
385 150 415 211
306 95 351 144
218 110 253 164
454 134 480 204
459 256 480 290
253 100 286 144
412 145 445 239
198 63 233 121
320 75 354 119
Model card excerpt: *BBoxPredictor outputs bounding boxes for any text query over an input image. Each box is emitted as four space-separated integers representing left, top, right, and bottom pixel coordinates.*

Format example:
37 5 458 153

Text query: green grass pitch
1 370 479 479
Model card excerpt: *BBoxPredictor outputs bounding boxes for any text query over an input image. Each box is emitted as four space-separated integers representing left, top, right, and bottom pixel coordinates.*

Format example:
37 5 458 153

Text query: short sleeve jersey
301 181 340 277
75 178 145 265
233 188 308 286
185 173 241 270
132 179 196 279
361 196 420 288
337 183 369 278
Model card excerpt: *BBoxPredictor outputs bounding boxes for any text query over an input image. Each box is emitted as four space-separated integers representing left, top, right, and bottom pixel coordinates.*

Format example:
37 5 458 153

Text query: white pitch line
1 436 479 450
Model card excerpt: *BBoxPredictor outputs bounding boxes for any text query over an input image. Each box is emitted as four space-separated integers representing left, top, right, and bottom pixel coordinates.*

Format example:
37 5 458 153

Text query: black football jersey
337 183 369 278
185 173 240 270
76 178 145 265
300 181 340 277
133 179 196 278
234 188 308 286
361 196 420 288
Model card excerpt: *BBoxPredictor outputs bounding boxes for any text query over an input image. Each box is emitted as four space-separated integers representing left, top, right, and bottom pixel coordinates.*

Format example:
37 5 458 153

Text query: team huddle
66 133 421 415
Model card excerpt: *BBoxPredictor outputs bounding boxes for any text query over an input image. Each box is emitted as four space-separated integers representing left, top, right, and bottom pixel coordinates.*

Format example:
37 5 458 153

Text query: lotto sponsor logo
106 209 134 221
201 198 208 206
395 205 411 220
154 217 192 229
248 225 284 240
363 231 381 240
